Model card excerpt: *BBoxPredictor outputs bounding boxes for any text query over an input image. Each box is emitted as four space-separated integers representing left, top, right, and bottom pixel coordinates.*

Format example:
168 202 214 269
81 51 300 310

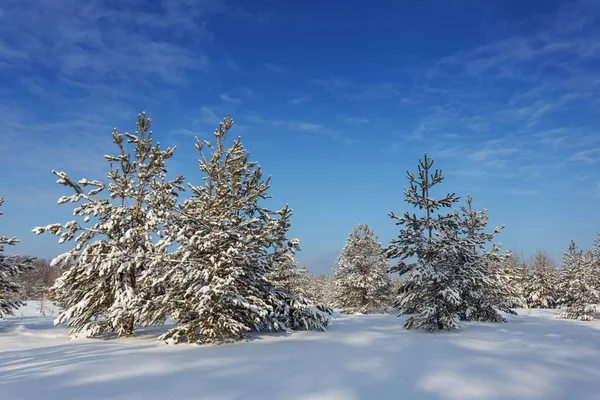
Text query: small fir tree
385 153 461 331
0 198 33 318
333 224 393 313
555 238 600 321
33 113 184 337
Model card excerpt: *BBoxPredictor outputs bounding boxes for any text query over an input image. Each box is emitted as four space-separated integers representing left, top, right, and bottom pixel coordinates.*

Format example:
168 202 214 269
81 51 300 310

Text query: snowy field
2 303 600 400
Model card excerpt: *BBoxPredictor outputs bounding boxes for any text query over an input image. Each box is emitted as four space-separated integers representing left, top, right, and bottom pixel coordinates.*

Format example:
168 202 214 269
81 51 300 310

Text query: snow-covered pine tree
33 112 184 337
497 254 528 308
332 224 393 313
453 195 512 322
555 238 600 321
0 198 33 319
306 274 335 307
556 241 581 309
385 153 461 331
156 116 330 344
525 251 558 309
269 246 310 298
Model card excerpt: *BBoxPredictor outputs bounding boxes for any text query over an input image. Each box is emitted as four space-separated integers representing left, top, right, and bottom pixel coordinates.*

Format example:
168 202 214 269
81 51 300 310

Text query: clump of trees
33 113 330 344
0 198 33 319
12 114 599 339
555 238 600 321
385 154 510 331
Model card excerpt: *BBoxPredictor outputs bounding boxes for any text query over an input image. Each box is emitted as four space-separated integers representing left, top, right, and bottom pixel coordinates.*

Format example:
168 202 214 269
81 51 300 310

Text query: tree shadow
1 312 600 399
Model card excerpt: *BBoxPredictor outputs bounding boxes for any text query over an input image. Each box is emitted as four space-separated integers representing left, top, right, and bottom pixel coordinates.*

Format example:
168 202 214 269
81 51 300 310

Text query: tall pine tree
0 198 33 319
333 224 393 313
155 116 330 344
386 153 461 331
33 112 184 337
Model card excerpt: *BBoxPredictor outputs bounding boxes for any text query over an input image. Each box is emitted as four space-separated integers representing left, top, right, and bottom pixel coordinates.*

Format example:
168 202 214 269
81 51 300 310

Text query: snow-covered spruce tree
385 153 462 331
33 112 184 337
453 195 513 322
156 116 330 344
555 239 600 321
497 254 528 308
332 224 393 313
525 251 558 309
0 198 33 319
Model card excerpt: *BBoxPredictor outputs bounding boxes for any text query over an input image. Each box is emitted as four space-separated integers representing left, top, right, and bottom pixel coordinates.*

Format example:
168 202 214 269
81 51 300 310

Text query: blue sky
1 0 600 274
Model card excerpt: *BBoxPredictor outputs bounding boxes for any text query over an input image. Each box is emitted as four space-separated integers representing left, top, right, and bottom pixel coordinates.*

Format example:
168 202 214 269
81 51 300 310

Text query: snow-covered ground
2 304 600 400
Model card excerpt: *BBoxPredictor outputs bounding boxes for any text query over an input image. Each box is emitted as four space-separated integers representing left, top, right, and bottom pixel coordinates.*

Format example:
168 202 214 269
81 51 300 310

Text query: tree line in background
1 112 599 344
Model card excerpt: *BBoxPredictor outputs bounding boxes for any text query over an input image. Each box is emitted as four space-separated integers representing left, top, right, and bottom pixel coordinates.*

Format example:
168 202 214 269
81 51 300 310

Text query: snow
2 305 600 399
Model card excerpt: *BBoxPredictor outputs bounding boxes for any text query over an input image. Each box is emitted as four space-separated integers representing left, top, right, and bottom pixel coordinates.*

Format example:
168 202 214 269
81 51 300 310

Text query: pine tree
556 241 581 309
33 112 184 337
386 153 461 331
269 247 310 298
525 251 558 309
498 254 528 308
307 274 335 307
155 116 330 344
0 198 33 319
453 195 512 322
332 224 393 313
555 238 600 321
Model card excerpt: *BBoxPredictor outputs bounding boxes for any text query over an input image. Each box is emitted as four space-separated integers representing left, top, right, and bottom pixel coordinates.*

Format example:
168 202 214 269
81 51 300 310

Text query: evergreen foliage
555 239 600 321
525 251 558 309
307 274 335 307
33 113 184 337
453 196 512 322
497 255 528 308
0 198 33 319
332 224 393 313
155 116 330 344
386 154 509 331
385 154 462 331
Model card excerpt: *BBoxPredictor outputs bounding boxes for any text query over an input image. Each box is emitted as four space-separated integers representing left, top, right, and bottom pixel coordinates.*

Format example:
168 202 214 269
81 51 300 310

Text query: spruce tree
33 112 184 337
453 195 512 322
155 116 329 344
525 251 558 309
556 238 600 321
0 198 33 318
386 153 461 331
332 224 393 313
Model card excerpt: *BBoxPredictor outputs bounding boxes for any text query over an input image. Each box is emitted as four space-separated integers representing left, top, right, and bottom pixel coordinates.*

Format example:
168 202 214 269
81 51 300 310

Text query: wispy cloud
311 77 401 100
289 96 311 105
219 93 241 104
341 117 370 124
244 115 357 144
569 148 600 164
263 63 287 76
